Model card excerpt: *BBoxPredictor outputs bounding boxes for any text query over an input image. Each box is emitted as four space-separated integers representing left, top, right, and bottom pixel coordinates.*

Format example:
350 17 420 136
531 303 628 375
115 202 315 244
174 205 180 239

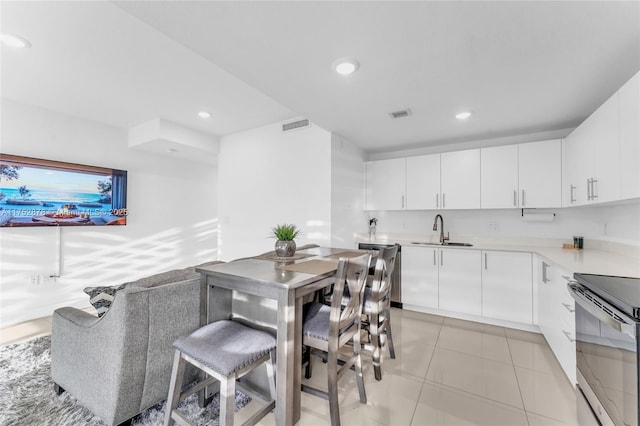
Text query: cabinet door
406 154 440 210
438 248 481 315
591 94 621 203
481 251 533 324
537 257 555 335
481 145 519 209
401 246 439 309
563 127 591 206
365 158 406 210
518 140 562 208
536 257 576 385
619 71 640 200
440 149 481 209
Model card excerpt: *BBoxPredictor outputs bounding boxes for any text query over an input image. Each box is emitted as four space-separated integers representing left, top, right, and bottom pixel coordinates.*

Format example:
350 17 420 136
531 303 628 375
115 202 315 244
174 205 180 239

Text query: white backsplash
365 200 640 249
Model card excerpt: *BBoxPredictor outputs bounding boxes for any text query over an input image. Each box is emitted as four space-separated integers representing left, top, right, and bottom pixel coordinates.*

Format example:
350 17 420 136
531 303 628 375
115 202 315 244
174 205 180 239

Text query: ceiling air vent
389 109 412 119
282 118 311 132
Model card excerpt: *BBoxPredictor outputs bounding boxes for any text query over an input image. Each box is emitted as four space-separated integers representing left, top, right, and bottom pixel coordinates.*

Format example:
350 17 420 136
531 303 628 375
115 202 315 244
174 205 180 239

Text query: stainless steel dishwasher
357 242 402 308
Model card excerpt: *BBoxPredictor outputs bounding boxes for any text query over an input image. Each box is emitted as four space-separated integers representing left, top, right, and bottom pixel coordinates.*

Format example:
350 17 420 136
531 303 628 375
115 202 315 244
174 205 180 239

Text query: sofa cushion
83 261 225 315
83 284 127 317
129 268 199 289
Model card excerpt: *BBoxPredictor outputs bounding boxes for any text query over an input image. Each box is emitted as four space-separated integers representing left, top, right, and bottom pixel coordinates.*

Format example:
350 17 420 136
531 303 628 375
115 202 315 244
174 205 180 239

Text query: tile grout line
506 336 532 426
423 324 532 413
409 317 443 426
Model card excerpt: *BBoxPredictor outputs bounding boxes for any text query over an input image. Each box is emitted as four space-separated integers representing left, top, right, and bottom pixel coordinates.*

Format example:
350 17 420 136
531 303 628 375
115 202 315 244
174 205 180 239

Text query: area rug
0 336 250 426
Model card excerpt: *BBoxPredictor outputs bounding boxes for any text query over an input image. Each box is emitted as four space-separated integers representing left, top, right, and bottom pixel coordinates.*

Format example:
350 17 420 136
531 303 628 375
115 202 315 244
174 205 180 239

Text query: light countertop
357 235 640 278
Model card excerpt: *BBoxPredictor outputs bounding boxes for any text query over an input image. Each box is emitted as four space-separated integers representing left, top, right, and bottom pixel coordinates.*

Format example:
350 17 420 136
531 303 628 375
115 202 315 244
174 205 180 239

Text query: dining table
196 246 374 426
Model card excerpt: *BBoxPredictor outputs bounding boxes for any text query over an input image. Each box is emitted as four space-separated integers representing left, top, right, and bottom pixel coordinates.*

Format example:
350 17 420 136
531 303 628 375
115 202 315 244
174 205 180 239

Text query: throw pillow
83 284 127 317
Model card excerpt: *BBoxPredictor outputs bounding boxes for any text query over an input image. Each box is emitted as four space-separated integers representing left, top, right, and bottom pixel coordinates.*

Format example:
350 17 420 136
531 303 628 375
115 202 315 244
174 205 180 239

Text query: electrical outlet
29 274 39 285
488 222 500 232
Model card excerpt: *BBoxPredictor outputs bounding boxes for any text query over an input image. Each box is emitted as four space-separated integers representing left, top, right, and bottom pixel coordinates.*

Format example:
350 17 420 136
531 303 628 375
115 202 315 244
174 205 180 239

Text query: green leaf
270 223 302 241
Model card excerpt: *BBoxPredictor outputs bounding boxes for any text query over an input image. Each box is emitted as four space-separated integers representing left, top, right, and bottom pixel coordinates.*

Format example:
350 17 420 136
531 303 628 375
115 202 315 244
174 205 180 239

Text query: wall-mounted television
0 154 127 227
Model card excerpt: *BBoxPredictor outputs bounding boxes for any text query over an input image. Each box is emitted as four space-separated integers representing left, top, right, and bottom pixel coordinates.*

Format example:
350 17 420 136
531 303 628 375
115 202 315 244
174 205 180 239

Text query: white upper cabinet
619 71 640 200
481 145 519 209
440 149 481 209
480 140 561 209
518 139 562 208
563 119 595 206
365 158 406 210
406 154 440 210
563 72 640 206
591 95 621 204
564 94 620 205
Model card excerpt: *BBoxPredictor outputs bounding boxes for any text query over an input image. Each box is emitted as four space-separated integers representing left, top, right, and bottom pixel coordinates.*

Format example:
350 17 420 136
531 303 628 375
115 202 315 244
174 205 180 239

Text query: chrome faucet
433 214 449 245
369 217 378 240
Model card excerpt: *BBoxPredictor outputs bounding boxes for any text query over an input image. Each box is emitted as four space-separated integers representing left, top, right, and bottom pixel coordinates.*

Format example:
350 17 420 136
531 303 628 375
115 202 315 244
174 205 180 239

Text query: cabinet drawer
545 324 577 385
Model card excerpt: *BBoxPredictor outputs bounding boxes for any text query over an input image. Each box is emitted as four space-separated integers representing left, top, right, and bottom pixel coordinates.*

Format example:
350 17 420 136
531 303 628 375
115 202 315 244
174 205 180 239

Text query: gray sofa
51 262 223 426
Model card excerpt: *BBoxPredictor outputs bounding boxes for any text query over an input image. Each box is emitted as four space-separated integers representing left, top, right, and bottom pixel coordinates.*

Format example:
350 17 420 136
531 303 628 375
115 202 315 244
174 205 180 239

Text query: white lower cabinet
536 255 576 385
401 245 439 309
401 246 481 313
481 251 533 324
403 246 535 325
438 248 482 315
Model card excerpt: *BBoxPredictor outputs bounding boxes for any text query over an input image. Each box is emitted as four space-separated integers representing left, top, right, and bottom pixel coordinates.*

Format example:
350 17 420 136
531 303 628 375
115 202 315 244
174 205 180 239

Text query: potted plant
271 223 302 257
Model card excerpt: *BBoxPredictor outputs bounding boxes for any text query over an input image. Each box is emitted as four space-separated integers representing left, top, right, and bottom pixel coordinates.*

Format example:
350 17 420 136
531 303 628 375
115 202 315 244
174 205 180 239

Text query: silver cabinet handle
587 178 592 200
440 250 443 266
591 178 598 199
521 189 525 207
562 330 575 342
433 249 436 266
513 190 517 207
484 253 488 270
402 195 405 209
570 185 576 204
542 261 550 283
562 302 575 313
442 193 446 209
436 193 439 209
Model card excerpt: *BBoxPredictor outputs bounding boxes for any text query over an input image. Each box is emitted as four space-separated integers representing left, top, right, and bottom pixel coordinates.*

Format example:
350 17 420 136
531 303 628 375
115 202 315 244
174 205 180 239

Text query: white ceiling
2 1 639 157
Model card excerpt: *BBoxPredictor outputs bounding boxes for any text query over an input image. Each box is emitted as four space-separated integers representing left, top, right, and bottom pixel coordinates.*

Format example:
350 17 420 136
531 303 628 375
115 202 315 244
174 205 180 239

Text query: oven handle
568 283 637 339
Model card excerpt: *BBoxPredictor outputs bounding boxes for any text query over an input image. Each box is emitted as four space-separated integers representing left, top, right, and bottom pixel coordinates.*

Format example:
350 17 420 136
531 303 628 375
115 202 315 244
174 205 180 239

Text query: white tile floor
241 309 579 426
0 308 579 426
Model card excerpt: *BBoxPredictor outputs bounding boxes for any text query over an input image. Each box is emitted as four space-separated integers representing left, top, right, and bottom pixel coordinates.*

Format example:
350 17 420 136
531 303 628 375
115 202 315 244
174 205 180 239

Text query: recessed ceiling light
456 111 472 120
0 33 31 48
167 148 178 153
333 58 360 75
198 111 211 119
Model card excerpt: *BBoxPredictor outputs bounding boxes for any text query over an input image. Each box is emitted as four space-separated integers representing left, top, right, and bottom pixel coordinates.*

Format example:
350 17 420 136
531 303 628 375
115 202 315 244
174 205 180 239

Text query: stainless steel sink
410 241 473 247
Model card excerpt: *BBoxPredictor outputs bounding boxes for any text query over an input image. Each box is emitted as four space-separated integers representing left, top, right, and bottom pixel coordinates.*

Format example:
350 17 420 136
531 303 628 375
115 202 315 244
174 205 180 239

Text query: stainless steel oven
569 273 640 426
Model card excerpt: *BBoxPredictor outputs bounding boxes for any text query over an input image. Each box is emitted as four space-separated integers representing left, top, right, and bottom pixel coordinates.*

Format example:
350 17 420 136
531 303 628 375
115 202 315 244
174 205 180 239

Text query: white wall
0 100 218 327
330 133 368 249
217 121 332 261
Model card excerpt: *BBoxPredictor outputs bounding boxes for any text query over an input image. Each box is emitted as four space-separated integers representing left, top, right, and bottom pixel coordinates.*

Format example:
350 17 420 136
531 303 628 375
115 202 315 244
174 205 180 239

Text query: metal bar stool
317 245 398 381
164 320 276 426
301 253 371 426
361 244 398 380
